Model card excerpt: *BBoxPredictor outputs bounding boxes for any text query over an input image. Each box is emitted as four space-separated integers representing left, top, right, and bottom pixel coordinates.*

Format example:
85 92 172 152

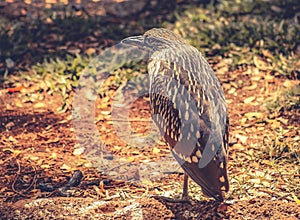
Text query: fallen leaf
228 87 236 94
126 156 135 162
152 147 161 154
245 112 263 119
45 138 60 144
278 117 288 125
253 55 268 70
255 171 265 177
283 80 296 88
29 156 39 161
244 96 256 104
7 85 23 93
142 179 153 185
85 48 96 55
262 49 273 58
61 163 71 170
6 104 14 110
101 111 111 115
3 148 21 156
235 134 248 144
262 181 270 187
34 102 45 108
241 117 247 125
291 193 300 205
73 147 85 155
268 120 281 129
5 122 14 130
58 118 71 124
99 181 106 193
50 152 57 159
265 74 275 82
93 185 104 196
15 101 23 108
248 178 261 184
8 136 18 142
244 83 257 90
41 164 51 169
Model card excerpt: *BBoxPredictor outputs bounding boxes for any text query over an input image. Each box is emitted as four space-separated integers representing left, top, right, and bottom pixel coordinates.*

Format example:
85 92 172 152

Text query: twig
23 165 37 192
96 118 151 124
11 160 30 198
151 195 191 203
259 188 293 202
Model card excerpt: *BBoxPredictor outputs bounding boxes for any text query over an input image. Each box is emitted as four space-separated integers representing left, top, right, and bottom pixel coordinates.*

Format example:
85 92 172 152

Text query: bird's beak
121 35 145 47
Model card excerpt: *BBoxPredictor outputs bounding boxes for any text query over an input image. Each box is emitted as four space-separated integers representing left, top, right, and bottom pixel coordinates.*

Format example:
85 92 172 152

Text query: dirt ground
0 66 299 219
0 0 299 219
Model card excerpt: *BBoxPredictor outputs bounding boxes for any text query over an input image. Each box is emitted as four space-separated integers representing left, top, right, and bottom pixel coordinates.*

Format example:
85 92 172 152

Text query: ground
0 0 299 219
1 62 299 219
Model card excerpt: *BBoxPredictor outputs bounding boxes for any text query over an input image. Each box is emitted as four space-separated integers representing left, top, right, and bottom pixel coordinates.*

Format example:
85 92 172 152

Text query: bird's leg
151 173 190 203
181 172 189 200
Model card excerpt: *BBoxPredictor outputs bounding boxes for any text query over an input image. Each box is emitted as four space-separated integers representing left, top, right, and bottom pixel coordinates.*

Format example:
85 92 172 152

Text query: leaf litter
0 0 300 219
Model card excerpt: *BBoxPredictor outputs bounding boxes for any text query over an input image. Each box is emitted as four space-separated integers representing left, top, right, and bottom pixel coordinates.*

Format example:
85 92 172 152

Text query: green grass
3 0 300 111
164 0 300 76
265 85 300 113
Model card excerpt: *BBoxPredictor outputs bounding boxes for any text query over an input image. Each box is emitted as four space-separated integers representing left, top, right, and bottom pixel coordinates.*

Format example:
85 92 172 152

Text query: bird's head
121 28 187 51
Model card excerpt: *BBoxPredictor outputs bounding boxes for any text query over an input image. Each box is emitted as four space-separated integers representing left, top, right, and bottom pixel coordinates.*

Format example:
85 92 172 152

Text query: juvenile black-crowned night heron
121 28 229 202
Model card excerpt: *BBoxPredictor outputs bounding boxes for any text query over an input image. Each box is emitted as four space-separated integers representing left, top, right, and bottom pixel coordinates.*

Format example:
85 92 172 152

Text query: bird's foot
181 193 190 201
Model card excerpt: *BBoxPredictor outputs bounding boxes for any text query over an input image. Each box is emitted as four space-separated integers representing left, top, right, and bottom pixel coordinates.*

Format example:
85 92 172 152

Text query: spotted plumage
121 28 229 202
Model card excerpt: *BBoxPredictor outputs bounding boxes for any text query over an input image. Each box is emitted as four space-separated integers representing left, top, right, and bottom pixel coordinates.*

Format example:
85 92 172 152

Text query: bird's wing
149 58 229 201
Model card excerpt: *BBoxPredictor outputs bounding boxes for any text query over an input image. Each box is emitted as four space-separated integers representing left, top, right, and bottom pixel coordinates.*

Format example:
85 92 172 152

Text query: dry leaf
41 164 51 169
268 119 281 129
34 102 45 108
249 178 261 184
228 87 236 94
7 85 23 93
58 119 71 124
265 74 275 82
291 193 300 205
241 117 247 125
142 179 153 185
99 181 106 193
93 185 104 196
29 156 39 161
15 101 23 108
245 112 263 119
85 48 96 55
126 156 135 162
101 111 111 115
61 163 71 170
50 152 57 159
8 136 18 142
73 147 85 155
278 117 288 125
282 80 296 88
244 96 256 104
114 145 121 151
262 181 270 187
255 171 265 177
3 148 21 156
251 76 262 81
244 83 257 90
235 134 248 144
152 147 161 154
262 49 273 58
253 56 268 70
45 138 60 144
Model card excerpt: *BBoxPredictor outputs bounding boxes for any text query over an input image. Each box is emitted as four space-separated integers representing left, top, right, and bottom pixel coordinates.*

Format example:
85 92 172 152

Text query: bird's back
148 41 229 201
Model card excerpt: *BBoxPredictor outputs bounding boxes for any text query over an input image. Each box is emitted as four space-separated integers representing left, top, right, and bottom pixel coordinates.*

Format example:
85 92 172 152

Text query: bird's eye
144 36 158 46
